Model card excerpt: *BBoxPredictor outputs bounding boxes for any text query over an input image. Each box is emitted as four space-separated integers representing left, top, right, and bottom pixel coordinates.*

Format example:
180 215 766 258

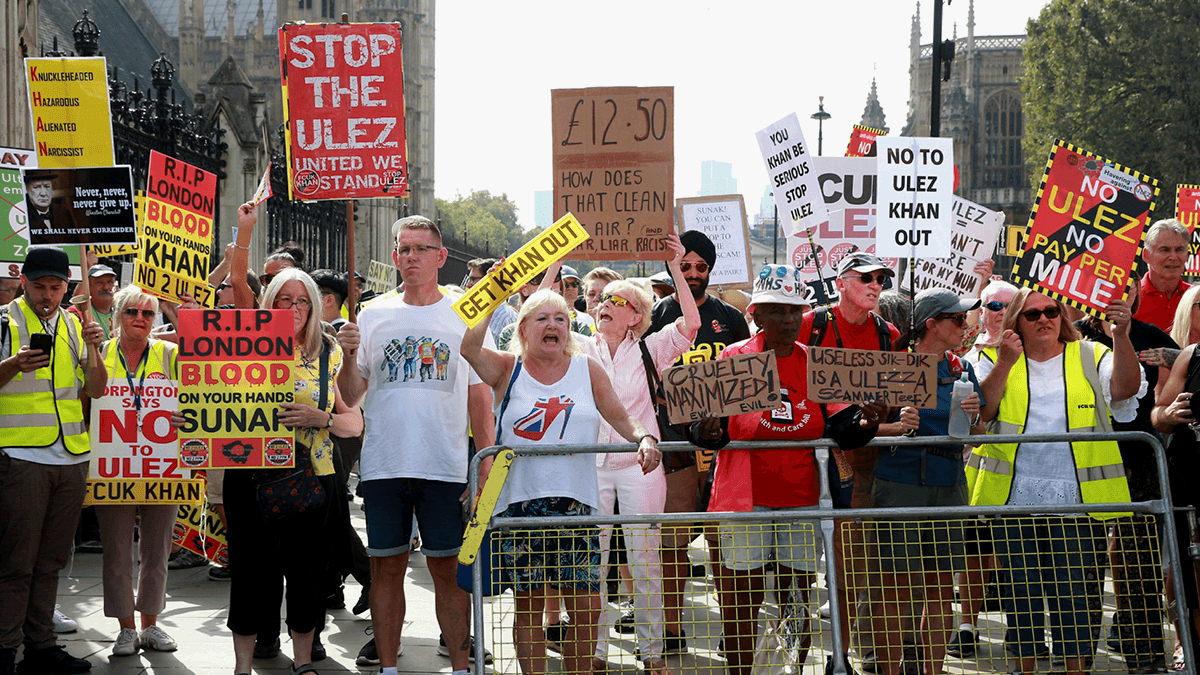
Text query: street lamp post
810 97 831 156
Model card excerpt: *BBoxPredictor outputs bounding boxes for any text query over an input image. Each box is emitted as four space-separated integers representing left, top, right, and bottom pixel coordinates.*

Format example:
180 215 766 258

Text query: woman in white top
462 289 661 675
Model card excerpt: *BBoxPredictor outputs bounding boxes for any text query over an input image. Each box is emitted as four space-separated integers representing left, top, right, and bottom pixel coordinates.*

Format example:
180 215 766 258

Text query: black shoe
352 586 370 615
168 550 208 569
355 638 379 667
253 637 281 659
614 603 635 634
17 646 91 675
663 629 687 654
1127 653 1168 674
947 629 977 658
980 581 1003 613
311 635 326 662
824 653 858 675
207 565 231 581
2 648 16 675
326 587 345 610
859 651 881 674
437 635 493 664
690 564 707 578
1107 624 1123 653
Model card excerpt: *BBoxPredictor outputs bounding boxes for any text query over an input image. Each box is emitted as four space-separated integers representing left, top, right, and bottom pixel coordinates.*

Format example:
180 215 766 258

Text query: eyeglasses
599 293 631 307
274 296 312 310
216 283 231 292
564 280 580 289
849 272 889 285
937 313 968 327
395 244 439 257
1019 306 1061 322
983 301 1009 312
123 308 156 320
679 262 709 274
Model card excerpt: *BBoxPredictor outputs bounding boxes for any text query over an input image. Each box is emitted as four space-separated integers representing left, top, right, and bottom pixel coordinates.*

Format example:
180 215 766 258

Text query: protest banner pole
346 199 356 323
71 245 93 323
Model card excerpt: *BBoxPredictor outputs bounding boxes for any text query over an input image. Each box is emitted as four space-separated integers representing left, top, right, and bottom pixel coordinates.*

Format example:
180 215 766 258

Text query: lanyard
118 346 149 415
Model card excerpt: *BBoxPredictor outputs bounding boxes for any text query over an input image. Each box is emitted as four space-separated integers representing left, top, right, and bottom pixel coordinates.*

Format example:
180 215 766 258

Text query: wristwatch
325 411 334 428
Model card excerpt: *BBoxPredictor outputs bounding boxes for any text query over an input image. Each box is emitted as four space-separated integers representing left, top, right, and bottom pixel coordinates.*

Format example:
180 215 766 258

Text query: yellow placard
174 497 230 566
25 57 115 168
1005 225 1028 257
453 213 590 327
90 192 144 257
84 478 205 506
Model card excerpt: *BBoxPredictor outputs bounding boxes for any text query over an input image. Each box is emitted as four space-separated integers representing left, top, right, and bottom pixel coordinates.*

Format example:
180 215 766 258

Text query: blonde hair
261 268 334 357
110 285 160 342
601 279 654 337
1001 287 1079 344
1170 284 1200 347
510 289 581 358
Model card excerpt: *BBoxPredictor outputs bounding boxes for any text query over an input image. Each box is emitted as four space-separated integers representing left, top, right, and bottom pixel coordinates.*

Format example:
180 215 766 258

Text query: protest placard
0 148 84 280
1178 185 1200 274
876 136 955 257
174 497 229 566
250 162 273 207
808 347 937 408
25 57 114 168
757 113 827 239
90 192 144 257
176 309 296 469
22 166 136 246
676 195 752 290
846 124 885 158
83 374 204 506
454 214 590 327
134 152 216 307
367 259 393 294
661 351 779 424
279 23 407 200
901 196 1004 296
1006 225 1028 257
552 87 673 261
1013 140 1159 318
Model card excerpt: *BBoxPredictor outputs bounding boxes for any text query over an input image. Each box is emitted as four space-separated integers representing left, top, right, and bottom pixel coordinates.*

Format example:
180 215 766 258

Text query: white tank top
493 354 601 514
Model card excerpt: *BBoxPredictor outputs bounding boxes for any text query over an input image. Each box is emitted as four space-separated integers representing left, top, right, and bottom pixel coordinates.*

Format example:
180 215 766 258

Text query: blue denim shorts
361 477 467 558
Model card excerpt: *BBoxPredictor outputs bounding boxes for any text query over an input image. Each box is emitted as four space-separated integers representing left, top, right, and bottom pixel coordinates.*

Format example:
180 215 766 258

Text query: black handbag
255 344 330 521
637 339 696 473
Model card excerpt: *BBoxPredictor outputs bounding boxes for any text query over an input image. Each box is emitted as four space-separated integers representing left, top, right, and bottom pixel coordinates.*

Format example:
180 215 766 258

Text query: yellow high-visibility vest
967 340 1130 520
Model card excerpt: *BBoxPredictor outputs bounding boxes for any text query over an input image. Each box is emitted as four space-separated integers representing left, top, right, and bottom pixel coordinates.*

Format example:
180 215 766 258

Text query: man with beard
68 265 118 340
644 229 750 653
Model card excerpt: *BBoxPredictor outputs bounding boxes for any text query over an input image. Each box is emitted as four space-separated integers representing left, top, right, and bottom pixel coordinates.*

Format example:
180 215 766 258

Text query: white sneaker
817 601 831 619
52 605 78 633
139 625 178 652
113 628 140 656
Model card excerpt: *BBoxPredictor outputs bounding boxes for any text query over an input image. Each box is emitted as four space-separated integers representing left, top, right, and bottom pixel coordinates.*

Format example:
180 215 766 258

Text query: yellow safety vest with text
101 338 177 381
0 298 89 454
966 340 1130 520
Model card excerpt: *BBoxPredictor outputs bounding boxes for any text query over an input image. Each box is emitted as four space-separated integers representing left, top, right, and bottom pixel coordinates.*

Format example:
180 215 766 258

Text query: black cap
88 264 116 278
22 246 70 281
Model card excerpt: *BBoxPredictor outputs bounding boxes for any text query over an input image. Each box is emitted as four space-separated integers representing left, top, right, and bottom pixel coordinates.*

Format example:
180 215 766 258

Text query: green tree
1021 0 1200 217
435 190 531 256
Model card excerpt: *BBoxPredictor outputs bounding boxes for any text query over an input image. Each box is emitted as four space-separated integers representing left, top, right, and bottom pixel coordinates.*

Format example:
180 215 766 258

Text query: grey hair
110 285 160 342
1145 219 1190 248
261 268 333 357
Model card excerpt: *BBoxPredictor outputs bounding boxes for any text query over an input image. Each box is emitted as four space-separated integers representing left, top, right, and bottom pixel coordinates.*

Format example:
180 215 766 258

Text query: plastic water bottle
949 373 973 438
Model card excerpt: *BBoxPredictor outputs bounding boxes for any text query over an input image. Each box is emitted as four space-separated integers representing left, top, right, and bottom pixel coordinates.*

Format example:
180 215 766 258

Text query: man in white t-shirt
337 216 495 675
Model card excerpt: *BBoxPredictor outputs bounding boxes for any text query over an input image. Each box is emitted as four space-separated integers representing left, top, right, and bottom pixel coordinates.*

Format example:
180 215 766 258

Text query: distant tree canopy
434 190 532 257
1021 0 1200 216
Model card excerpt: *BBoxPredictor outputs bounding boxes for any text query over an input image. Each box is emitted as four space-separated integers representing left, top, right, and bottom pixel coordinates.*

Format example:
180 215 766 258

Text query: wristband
233 243 250 250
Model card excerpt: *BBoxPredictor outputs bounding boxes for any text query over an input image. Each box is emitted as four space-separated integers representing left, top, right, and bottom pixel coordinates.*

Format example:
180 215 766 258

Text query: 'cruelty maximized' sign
662 351 779 424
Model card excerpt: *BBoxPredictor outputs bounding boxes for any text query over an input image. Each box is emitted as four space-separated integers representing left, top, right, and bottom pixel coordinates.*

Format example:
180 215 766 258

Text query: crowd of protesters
2 211 1198 675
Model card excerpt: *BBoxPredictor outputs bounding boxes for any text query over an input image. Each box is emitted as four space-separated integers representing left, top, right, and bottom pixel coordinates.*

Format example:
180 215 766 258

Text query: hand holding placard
662 351 779 424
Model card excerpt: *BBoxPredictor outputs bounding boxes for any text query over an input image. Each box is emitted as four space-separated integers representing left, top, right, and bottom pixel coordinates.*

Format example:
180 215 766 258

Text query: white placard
88 377 186 481
900 196 1004 297
677 196 751 289
757 113 827 238
875 136 955 257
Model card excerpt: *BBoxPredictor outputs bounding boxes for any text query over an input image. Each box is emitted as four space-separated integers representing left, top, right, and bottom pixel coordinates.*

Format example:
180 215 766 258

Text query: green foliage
1021 0 1200 216
435 190 527 256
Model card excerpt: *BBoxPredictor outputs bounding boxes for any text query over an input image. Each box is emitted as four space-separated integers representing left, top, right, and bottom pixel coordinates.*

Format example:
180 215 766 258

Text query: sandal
292 664 318 675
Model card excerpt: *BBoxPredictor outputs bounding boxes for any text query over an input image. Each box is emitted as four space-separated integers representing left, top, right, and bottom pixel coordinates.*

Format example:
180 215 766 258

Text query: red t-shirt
707 333 826 511
1134 273 1191 334
799 304 901 351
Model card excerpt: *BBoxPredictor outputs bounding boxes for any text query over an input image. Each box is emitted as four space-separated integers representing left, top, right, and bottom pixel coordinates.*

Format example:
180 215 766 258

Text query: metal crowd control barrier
464 432 1195 675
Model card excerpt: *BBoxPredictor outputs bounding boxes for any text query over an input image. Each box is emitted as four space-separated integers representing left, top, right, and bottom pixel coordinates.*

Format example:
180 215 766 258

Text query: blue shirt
875 355 984 487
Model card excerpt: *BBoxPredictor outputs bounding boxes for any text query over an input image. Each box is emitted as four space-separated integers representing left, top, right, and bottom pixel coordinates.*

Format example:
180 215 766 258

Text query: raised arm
231 203 257 310
461 309 513 391
666 232 700 342
588 356 661 474
1105 299 1140 401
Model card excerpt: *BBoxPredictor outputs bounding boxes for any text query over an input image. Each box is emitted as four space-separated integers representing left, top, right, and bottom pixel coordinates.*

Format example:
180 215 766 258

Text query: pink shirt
584 320 693 468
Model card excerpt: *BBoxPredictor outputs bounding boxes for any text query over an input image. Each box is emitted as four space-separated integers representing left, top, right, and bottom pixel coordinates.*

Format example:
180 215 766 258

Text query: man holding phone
0 246 106 675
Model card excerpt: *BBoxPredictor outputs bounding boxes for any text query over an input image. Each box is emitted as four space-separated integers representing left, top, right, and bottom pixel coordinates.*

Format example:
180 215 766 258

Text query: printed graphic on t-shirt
513 396 576 442
376 328 458 393
771 387 794 424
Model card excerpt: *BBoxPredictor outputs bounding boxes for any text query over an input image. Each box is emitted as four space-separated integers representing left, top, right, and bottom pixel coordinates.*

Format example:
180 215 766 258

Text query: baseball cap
561 265 581 281
750 264 813 307
88 264 117 278
836 251 895 278
22 246 70 281
912 287 981 329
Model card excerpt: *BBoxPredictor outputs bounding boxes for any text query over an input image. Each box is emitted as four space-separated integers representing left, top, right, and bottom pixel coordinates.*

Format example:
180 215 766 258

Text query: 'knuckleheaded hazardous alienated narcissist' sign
176 309 297 469
552 87 674 261
756 113 826 238
280 22 407 200
136 151 217 307
24 56 115 168
808 347 937 409
875 136 955 258
662 351 779 425
1013 140 1159 318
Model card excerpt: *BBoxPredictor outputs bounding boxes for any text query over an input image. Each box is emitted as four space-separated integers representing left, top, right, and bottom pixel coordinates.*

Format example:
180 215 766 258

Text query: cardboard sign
174 496 229 566
1006 225 1028 257
83 376 203 505
676 195 752 290
808 347 937 408
22 166 136 246
757 113 827 238
552 87 674 261
367 259 393 294
662 351 779 424
785 157 898 304
176 309 296 469
25 57 115 168
901 196 1004 296
135 152 216 307
453 214 590 327
876 136 955 257
846 124 885 158
1013 140 1159 318
279 23 407 200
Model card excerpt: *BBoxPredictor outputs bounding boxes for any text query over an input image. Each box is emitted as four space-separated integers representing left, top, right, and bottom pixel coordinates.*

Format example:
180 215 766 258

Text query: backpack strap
495 357 524 433
871 312 892 351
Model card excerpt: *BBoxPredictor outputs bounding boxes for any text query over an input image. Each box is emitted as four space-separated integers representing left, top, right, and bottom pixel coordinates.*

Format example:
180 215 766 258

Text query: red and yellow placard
846 124 885 158
176 309 296 469
174 495 229 567
135 151 216 306
1013 140 1159 318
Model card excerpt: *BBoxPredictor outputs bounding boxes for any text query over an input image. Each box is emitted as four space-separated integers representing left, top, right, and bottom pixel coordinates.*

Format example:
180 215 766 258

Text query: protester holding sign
971 288 1143 675
94 286 183 656
688 264 891 675
871 288 983 675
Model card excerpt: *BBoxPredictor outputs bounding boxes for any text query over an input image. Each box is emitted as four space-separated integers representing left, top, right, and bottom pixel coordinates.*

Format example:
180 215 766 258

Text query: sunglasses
123 308 156 319
1019 306 1061 322
937 313 968 327
599 293 631 307
983 301 1009 311
216 283 231 292
851 272 889 285
564 280 580 289
259 274 275 286
680 262 709 274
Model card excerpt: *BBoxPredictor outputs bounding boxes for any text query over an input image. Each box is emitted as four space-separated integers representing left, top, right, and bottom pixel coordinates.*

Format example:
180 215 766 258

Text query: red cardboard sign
845 124 884 158
1013 140 1159 318
279 22 407 200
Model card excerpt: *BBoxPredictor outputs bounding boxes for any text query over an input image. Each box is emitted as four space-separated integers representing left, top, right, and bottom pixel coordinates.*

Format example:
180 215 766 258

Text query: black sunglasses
936 313 968 327
983 301 1008 311
852 272 889 285
1019 306 1061 322
123 308 156 319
